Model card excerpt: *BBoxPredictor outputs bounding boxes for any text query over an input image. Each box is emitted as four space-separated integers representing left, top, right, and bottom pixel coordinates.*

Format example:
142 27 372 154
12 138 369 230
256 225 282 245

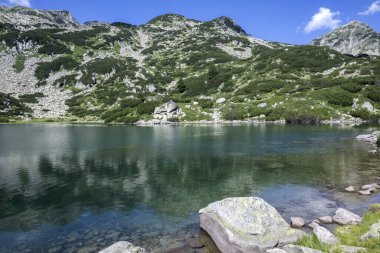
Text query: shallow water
0 124 379 252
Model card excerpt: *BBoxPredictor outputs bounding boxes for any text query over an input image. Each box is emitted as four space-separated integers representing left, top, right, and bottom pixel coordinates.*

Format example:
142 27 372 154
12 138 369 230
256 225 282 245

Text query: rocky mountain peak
210 16 247 35
310 20 380 56
147 14 200 30
0 6 80 30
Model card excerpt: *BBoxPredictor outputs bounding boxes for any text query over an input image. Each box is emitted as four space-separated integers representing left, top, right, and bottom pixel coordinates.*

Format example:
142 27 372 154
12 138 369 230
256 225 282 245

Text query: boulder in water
199 197 306 253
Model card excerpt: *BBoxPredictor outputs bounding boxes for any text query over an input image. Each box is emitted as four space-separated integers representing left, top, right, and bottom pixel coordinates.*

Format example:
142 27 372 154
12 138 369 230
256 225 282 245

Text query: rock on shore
199 197 305 253
333 208 363 225
356 131 380 144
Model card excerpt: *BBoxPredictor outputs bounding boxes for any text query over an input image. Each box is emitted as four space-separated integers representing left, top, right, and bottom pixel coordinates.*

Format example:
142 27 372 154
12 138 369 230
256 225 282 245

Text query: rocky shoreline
100 197 380 253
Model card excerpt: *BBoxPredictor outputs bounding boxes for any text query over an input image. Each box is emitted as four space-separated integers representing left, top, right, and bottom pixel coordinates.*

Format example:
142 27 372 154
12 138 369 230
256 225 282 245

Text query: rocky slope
310 21 380 56
0 5 79 30
0 6 380 123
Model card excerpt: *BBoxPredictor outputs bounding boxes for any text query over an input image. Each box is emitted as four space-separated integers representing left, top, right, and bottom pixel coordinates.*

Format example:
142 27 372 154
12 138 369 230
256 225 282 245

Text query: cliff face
310 21 380 56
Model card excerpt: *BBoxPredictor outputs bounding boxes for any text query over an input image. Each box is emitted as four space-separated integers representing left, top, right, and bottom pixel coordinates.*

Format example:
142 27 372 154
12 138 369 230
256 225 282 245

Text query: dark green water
0 124 379 252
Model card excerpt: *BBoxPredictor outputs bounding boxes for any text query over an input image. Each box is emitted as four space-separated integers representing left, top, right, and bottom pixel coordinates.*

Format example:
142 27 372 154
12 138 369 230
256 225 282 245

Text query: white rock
313 226 339 245
258 103 267 108
333 208 362 225
282 244 324 253
290 217 305 228
308 222 320 229
199 197 306 253
361 183 380 191
358 190 371 195
216 97 226 104
361 102 374 112
318 216 333 224
99 241 145 253
344 186 355 192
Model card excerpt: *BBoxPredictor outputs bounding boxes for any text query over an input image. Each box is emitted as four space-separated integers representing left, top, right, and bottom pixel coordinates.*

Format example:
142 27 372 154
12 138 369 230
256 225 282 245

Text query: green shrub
341 83 363 93
54 74 77 87
12 54 26 73
0 92 31 117
37 42 72 55
320 89 354 106
366 86 380 102
120 98 142 108
80 57 126 84
18 92 44 103
136 101 160 115
0 117 9 123
223 105 247 120
35 56 77 81
350 109 379 121
198 99 214 109
177 78 186 93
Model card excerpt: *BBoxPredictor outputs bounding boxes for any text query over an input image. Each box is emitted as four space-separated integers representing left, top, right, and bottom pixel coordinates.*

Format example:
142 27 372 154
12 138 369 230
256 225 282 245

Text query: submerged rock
313 226 339 245
99 241 145 253
282 244 323 253
333 208 362 225
199 197 305 253
186 237 204 249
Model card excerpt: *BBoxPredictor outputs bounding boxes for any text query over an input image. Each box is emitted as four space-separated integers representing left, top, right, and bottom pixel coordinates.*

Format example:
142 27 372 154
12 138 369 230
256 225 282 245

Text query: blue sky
3 0 380 44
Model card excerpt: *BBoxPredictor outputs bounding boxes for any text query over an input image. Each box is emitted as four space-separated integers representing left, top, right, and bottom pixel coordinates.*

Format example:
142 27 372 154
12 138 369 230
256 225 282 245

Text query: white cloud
304 7 341 33
359 1 380 15
8 0 31 7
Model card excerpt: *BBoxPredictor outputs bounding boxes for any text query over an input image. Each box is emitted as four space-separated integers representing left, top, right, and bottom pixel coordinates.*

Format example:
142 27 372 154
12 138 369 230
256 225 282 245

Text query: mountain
0 5 79 30
0 6 379 124
310 21 380 56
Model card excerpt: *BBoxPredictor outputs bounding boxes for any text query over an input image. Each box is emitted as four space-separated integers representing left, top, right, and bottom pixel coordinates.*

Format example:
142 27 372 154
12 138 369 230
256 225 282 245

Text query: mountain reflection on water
0 124 379 252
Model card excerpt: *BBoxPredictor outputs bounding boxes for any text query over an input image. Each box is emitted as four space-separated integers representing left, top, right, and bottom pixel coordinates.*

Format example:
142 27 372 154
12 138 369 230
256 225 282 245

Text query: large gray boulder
333 208 362 225
199 197 306 253
98 241 145 253
153 100 182 120
312 226 339 245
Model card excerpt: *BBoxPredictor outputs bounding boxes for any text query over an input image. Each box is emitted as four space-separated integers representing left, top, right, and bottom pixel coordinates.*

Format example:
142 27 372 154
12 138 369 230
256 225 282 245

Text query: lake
0 124 379 253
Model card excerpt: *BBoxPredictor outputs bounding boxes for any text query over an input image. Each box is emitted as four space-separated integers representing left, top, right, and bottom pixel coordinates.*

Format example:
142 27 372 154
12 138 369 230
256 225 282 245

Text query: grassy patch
13 54 26 73
335 206 380 253
296 235 333 252
297 204 380 253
